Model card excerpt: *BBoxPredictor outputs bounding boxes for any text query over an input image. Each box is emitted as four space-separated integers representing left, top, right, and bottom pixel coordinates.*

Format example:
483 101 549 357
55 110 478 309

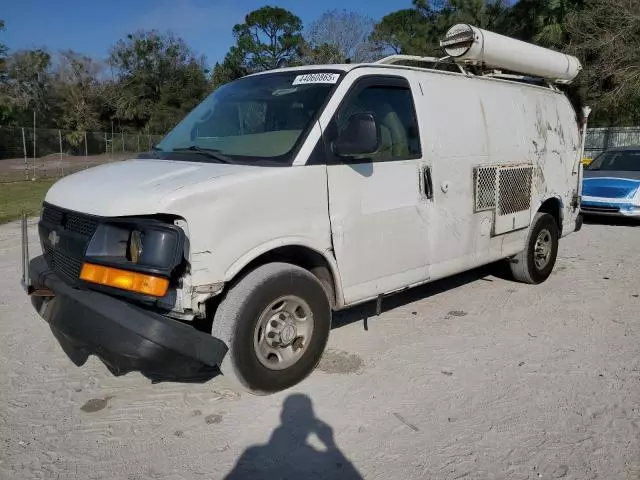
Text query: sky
2 0 415 66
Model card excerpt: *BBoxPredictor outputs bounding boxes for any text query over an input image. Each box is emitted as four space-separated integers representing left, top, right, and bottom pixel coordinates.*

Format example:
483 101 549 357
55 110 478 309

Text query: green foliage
2 48 57 126
565 0 640 126
54 50 104 133
108 30 210 133
232 6 304 72
1 2 639 135
299 42 344 65
370 9 439 55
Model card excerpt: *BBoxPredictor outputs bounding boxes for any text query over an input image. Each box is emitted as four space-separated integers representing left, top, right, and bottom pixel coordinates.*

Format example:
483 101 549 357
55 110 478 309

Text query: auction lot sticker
292 73 340 85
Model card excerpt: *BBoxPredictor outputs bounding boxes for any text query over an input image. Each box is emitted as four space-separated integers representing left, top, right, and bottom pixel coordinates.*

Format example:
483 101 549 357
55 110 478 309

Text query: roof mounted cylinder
440 24 582 84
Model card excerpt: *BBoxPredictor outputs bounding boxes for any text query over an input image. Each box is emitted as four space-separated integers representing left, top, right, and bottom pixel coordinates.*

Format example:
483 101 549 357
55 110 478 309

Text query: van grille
41 204 99 238
43 243 83 281
40 203 97 282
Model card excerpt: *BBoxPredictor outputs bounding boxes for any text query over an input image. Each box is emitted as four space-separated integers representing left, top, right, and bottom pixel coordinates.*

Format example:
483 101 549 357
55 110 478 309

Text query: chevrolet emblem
48 230 60 247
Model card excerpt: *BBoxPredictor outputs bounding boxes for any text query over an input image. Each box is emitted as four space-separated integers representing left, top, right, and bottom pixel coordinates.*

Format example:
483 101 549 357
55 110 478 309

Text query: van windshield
152 71 342 166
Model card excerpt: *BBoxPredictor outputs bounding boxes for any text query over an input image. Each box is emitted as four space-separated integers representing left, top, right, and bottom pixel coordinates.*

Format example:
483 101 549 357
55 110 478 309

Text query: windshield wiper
171 145 235 164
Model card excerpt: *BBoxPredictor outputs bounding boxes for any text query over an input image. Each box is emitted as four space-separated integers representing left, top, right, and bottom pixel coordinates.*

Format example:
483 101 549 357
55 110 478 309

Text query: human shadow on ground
224 393 363 480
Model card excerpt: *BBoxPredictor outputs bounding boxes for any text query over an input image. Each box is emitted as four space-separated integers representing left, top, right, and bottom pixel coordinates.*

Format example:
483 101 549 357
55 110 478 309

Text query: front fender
223 237 345 307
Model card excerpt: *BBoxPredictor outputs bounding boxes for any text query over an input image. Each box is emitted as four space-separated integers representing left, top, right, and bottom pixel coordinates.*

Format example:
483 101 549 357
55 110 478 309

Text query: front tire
509 212 559 284
211 262 331 395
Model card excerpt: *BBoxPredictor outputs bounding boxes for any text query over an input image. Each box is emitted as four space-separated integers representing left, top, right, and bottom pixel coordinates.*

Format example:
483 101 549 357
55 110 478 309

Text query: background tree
211 46 248 89
0 20 10 123
299 42 344 65
566 0 640 125
507 0 584 48
306 9 377 62
232 6 304 72
370 8 437 55
108 30 209 133
3 48 56 126
53 50 105 136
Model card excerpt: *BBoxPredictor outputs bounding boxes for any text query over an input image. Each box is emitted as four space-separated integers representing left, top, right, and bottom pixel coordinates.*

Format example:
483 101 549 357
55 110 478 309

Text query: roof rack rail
481 71 559 90
375 54 468 75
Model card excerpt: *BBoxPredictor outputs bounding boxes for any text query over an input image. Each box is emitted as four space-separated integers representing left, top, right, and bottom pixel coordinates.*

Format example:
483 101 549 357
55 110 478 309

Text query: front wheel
509 212 559 284
211 262 331 395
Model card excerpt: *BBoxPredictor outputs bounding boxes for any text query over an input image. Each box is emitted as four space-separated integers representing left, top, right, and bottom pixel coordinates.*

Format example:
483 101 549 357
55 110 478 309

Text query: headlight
85 219 185 276
128 230 143 264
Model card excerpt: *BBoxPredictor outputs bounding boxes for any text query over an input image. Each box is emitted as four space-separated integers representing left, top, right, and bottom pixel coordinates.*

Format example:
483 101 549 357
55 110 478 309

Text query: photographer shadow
224 393 362 479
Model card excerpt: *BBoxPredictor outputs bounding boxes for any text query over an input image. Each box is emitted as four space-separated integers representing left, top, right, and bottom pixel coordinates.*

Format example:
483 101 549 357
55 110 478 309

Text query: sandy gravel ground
1 218 639 480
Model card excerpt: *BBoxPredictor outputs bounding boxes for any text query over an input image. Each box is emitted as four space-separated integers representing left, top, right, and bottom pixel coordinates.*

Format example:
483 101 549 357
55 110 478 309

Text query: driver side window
333 78 421 162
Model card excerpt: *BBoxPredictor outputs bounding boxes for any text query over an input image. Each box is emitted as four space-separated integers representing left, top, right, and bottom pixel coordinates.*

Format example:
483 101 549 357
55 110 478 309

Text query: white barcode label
292 73 340 85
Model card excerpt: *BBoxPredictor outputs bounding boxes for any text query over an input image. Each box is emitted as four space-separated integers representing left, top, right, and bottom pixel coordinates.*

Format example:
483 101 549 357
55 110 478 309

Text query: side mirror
333 112 380 158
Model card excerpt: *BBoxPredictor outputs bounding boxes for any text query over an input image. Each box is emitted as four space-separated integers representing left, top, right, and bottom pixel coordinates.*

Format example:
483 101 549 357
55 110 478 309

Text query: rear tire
509 212 559 284
211 262 331 395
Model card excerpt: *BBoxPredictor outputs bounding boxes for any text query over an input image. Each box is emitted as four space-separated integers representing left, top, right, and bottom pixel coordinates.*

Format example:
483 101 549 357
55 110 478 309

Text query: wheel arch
224 240 343 309
537 196 563 234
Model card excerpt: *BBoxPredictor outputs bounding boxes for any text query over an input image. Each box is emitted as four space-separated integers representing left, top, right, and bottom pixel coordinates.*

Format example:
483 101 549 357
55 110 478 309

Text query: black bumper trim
28 255 228 382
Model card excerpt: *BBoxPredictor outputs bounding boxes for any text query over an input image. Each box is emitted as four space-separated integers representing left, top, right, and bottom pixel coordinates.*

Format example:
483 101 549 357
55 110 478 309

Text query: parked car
21 24 587 395
581 146 640 217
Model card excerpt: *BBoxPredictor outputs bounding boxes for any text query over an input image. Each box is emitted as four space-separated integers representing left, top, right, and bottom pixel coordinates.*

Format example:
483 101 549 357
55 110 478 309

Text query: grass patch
0 179 57 224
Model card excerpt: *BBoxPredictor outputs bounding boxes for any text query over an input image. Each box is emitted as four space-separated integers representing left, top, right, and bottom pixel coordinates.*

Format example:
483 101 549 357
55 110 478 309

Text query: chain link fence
584 126 640 160
0 127 164 183
2 124 640 184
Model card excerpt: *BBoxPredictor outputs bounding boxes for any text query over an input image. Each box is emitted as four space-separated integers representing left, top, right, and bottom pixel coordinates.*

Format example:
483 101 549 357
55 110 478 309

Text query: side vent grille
474 166 498 211
497 165 533 215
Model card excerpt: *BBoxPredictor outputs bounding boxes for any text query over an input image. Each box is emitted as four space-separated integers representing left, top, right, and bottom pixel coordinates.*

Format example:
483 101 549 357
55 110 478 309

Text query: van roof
246 62 563 93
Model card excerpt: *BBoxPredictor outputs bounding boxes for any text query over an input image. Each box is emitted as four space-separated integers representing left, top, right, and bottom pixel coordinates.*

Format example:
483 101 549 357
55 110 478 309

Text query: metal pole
576 106 592 199
22 127 28 180
58 129 64 177
121 131 124 153
84 131 88 169
33 110 36 179
21 212 30 291
137 134 140 153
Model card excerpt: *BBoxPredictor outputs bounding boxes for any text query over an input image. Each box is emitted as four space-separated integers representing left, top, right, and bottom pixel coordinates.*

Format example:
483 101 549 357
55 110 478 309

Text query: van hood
45 158 261 217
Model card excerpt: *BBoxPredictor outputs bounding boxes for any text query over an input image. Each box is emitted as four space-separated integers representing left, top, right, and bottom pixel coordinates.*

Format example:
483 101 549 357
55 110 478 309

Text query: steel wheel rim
534 228 552 270
253 295 314 371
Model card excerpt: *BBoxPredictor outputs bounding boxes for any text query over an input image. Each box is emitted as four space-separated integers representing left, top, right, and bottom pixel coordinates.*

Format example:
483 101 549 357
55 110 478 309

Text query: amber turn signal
80 263 169 297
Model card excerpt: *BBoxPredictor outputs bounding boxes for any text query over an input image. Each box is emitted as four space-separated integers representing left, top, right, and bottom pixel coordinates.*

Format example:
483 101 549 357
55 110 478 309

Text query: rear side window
329 77 421 162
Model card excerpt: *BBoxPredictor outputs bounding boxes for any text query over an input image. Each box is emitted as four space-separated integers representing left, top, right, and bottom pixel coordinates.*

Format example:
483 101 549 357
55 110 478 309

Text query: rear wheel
211 262 331 395
509 212 559 284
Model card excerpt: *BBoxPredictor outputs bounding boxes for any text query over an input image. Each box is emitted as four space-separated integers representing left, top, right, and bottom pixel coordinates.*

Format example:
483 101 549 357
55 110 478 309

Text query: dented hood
44 158 260 217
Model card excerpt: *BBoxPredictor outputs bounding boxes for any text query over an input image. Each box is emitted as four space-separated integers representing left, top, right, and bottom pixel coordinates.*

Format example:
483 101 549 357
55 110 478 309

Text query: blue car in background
581 146 640 218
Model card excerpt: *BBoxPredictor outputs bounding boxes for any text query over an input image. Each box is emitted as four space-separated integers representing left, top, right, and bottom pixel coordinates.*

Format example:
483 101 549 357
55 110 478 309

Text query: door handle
423 166 434 200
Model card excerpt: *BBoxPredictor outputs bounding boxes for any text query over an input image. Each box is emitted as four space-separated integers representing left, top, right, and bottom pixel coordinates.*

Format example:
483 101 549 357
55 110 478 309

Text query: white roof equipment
440 24 582 84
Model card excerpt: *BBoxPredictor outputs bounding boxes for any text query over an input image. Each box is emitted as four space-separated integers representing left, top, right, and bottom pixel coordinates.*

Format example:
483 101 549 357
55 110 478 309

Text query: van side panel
419 71 579 279
418 73 492 275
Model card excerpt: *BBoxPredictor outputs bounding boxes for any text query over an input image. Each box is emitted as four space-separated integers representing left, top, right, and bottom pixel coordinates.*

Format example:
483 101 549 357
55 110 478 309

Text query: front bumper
27 255 228 382
580 196 640 217
580 203 640 217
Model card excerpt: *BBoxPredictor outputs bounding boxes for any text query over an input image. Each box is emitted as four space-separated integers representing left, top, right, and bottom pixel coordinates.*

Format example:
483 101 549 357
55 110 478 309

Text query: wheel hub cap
253 295 314 371
534 228 552 270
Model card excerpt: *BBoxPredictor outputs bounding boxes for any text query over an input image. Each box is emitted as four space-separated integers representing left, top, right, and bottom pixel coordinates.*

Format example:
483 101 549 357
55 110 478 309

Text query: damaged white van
22 25 588 395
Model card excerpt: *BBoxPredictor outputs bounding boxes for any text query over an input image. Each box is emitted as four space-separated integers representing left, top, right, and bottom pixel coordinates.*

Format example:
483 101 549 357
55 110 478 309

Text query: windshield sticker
292 73 340 85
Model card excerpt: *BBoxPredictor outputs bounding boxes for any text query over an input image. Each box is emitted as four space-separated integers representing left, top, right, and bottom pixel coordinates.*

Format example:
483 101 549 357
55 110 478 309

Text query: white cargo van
22 25 588 395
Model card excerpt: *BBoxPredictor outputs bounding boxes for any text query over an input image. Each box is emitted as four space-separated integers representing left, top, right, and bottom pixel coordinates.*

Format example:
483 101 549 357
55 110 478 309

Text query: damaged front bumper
25 253 228 383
